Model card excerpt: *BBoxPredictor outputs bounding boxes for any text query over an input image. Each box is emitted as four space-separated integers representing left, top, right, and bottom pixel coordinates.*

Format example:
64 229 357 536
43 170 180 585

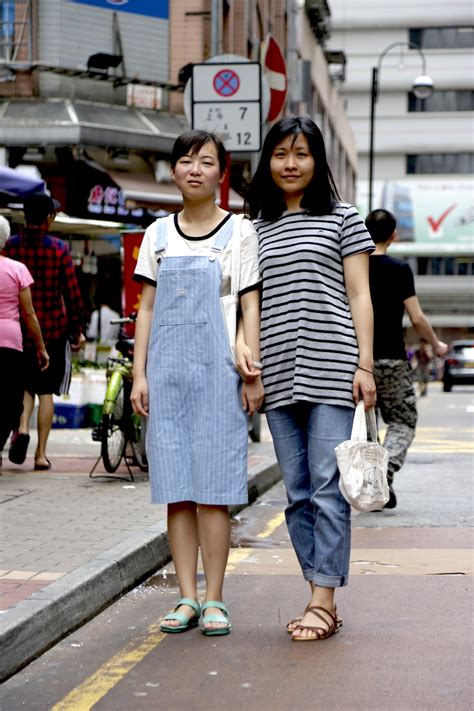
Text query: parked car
442 340 474 392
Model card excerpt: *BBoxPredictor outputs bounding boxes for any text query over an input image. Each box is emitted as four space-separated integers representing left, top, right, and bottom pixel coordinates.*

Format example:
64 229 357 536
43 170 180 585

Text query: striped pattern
255 203 374 410
146 217 248 505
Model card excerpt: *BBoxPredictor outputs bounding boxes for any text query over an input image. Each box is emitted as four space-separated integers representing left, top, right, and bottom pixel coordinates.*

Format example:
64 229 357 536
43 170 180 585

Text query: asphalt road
2 385 473 711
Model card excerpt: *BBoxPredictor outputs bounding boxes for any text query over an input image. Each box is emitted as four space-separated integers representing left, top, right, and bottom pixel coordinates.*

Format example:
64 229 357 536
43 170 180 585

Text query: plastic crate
52 404 88 429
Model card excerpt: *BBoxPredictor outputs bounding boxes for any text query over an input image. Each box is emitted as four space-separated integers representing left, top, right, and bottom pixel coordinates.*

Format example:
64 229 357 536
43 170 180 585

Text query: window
0 2 15 60
410 27 474 49
414 257 473 276
408 90 474 112
407 153 474 174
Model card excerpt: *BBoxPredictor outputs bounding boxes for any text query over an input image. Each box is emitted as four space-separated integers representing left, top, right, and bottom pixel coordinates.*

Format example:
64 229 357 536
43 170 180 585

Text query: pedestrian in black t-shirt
366 209 448 508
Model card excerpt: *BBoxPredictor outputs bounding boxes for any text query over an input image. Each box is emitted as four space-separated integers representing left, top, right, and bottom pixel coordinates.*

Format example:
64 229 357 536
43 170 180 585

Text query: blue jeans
266 402 353 588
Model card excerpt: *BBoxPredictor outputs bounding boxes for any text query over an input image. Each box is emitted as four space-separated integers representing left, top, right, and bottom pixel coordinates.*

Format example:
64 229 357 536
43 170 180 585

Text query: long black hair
245 116 340 220
170 129 227 174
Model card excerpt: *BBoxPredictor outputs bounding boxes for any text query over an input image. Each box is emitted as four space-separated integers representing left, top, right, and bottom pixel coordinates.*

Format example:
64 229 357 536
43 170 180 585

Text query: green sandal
201 601 231 636
160 598 201 634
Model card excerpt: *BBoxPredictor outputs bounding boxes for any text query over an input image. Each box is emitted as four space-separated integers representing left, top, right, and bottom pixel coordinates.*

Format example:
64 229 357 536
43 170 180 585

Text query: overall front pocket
157 268 208 325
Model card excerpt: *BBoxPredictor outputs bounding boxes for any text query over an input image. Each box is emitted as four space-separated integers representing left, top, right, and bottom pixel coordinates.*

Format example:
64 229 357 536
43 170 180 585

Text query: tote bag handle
350 401 379 443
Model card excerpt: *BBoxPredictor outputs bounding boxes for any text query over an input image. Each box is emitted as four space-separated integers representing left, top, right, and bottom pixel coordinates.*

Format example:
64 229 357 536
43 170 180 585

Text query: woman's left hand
353 368 376 410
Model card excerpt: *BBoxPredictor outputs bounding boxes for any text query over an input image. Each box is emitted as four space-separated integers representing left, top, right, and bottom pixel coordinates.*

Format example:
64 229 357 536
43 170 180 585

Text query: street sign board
191 62 261 152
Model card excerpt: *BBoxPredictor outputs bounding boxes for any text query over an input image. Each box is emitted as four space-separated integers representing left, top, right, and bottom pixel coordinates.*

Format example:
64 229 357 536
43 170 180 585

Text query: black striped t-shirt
255 203 374 411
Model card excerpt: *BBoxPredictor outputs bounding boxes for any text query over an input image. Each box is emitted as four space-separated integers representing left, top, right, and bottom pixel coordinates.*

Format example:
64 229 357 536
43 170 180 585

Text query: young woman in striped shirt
240 117 376 641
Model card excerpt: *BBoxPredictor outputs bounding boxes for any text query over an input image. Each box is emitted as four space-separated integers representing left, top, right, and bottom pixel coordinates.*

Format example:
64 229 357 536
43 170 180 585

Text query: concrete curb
0 457 281 682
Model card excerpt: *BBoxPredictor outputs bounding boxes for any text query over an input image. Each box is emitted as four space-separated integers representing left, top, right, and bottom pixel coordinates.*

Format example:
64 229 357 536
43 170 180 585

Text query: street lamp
368 42 434 213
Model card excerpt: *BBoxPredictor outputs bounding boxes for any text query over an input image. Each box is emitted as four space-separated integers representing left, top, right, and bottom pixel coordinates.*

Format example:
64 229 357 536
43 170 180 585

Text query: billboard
69 0 168 19
358 179 474 245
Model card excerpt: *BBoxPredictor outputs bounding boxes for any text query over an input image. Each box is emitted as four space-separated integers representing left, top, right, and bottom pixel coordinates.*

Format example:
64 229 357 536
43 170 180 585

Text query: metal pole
220 152 230 211
368 66 378 214
210 0 219 57
368 41 429 214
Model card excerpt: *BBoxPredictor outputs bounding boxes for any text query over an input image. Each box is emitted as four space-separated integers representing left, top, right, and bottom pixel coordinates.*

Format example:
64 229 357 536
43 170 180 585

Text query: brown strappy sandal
292 605 341 641
287 606 343 634
286 606 309 634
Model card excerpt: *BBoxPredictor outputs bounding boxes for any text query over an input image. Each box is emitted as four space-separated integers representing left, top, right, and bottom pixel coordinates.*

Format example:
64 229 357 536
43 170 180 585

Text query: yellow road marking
226 547 254 571
410 448 473 453
256 511 286 539
414 427 473 433
378 426 474 453
54 515 287 709
51 623 166 711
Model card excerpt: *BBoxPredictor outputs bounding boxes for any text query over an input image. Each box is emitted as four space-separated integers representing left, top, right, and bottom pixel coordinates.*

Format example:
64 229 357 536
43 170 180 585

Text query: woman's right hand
131 376 149 416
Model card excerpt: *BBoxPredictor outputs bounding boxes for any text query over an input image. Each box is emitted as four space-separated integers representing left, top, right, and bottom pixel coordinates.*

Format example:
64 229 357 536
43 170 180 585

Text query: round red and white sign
262 34 287 121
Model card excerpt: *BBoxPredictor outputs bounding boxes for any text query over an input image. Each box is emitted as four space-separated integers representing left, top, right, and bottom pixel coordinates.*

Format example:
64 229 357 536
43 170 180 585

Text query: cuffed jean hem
302 569 349 588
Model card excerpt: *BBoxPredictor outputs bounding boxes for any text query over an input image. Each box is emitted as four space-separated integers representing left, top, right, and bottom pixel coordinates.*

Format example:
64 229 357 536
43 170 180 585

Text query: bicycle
90 314 148 479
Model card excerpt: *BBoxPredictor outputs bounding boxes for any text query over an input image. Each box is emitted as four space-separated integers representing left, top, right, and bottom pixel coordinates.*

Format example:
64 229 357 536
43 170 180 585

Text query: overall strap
209 214 235 257
154 216 169 260
209 214 244 297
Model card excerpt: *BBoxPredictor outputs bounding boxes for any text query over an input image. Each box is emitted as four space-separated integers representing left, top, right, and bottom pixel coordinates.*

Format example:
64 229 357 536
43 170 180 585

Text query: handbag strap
230 214 244 297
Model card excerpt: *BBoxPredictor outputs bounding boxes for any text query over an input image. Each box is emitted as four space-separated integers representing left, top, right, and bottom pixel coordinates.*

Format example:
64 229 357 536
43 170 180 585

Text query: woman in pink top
0 216 49 461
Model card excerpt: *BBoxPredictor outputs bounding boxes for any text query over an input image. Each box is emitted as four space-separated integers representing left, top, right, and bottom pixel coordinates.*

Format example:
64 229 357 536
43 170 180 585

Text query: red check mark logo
427 203 457 232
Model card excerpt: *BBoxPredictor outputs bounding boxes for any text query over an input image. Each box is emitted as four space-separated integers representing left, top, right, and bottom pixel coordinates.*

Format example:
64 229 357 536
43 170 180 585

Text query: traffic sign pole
220 153 231 211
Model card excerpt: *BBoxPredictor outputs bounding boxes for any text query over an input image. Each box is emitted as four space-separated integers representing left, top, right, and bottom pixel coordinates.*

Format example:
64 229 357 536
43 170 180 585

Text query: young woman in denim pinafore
132 130 263 636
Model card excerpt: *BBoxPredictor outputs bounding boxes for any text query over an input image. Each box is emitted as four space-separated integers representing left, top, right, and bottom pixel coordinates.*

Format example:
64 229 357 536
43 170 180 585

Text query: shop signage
122 231 145 332
64 156 155 225
69 0 168 19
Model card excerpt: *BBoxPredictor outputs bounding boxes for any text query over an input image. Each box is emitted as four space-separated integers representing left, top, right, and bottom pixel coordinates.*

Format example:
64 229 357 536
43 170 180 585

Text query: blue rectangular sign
69 0 168 19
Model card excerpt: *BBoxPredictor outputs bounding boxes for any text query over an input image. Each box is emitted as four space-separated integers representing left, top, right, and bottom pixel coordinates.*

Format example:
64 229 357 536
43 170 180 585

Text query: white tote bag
220 214 244 361
335 401 390 512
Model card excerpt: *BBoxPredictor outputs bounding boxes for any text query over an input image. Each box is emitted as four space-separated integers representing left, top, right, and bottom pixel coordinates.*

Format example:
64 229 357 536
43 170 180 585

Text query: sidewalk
0 423 280 682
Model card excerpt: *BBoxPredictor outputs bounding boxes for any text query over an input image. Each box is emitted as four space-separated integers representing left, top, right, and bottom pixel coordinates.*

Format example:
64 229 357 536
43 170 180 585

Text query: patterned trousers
374 359 418 485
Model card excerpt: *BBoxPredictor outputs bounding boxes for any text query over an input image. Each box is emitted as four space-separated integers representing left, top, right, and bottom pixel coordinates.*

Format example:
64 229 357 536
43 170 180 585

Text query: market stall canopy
0 165 45 202
0 99 190 152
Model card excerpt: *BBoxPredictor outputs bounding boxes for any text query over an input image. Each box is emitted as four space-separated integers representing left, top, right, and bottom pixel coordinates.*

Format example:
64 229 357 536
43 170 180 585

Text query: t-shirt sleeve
238 217 261 295
16 261 34 290
133 224 158 285
340 205 375 258
400 262 416 301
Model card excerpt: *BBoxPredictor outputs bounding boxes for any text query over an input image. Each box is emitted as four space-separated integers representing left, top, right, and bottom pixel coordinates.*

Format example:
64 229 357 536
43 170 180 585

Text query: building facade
1 1 359 317
1 0 357 215
327 0 474 339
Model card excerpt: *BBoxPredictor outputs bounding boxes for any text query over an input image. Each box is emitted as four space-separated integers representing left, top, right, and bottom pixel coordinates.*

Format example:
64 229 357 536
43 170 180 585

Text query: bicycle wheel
101 382 126 472
130 413 148 472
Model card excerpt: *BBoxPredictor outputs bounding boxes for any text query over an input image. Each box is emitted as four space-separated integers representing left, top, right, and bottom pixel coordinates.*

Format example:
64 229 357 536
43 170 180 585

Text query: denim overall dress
146 215 248 505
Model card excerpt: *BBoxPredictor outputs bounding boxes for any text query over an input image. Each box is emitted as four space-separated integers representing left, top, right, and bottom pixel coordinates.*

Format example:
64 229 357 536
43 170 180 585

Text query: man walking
4 194 85 469
365 209 448 508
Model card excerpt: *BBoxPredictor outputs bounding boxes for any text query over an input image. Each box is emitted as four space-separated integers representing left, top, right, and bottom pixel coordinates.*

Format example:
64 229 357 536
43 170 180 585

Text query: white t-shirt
134 212 260 296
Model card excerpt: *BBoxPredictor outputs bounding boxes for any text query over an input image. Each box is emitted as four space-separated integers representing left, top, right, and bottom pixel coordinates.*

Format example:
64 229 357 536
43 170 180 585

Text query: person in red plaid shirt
4 194 85 470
